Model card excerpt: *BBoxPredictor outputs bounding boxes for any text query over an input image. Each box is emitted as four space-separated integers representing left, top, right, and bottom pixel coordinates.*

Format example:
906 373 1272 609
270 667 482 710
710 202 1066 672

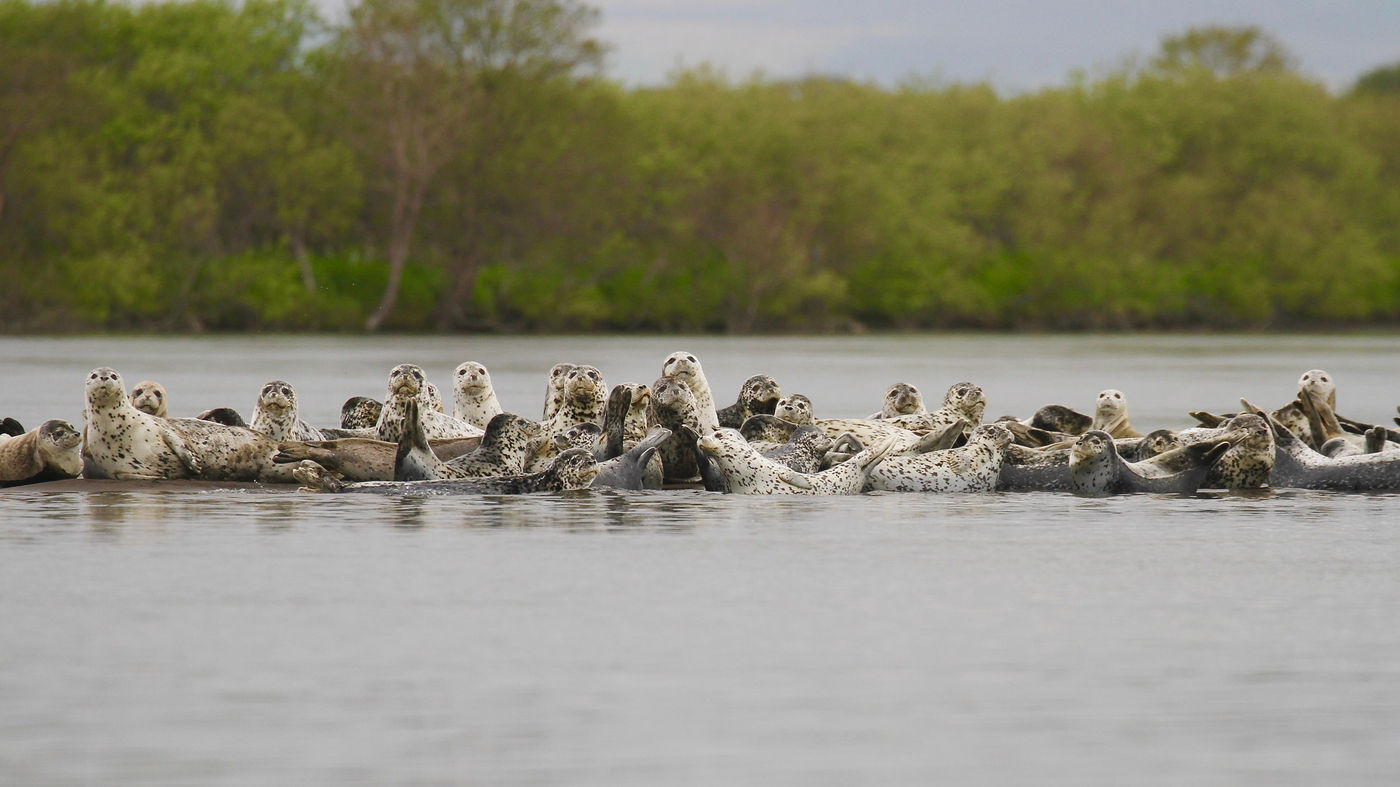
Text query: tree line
2 0 1399 333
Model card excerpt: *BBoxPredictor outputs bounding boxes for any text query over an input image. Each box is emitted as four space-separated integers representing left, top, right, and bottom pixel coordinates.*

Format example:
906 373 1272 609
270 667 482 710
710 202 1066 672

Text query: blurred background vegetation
2 0 1399 333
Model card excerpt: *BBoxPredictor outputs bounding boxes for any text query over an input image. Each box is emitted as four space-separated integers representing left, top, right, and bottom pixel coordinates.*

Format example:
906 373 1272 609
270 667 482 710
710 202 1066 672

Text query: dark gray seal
1242 399 1400 491
592 427 672 490
1028 404 1092 436
1068 430 1227 495
647 375 703 484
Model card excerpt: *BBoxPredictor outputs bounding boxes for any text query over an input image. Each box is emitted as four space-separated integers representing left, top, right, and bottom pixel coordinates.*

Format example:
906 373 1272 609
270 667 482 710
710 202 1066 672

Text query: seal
542 363 577 421
866 423 1012 493
661 352 719 432
1027 404 1092 436
1179 414 1274 490
250 380 326 442
452 361 503 429
869 382 925 420
374 364 483 443
273 433 480 482
1068 429 1226 495
1241 399 1400 490
129 380 168 417
197 408 249 428
717 374 782 429
425 382 446 414
543 365 606 431
529 422 603 472
393 402 542 481
293 448 598 495
695 428 894 495
774 394 814 425
1090 389 1143 439
0 419 83 487
997 443 1072 492
592 427 672 490
737 419 834 474
341 396 382 430
884 382 987 435
82 367 298 482
646 375 704 484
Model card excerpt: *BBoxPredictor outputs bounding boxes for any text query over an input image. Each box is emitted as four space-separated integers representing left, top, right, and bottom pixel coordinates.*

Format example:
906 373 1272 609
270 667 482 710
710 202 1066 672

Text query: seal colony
4 356 1400 496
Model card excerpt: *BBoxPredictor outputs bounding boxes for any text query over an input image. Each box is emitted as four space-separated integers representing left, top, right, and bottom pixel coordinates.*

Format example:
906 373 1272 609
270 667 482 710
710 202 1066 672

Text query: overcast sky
584 0 1400 92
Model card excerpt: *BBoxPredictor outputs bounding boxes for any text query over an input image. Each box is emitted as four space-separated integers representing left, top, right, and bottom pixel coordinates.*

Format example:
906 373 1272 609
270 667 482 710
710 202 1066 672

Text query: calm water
2 334 1399 785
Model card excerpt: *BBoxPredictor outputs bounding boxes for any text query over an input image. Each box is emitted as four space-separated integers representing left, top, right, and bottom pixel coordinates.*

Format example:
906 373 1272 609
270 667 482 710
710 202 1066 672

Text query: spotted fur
250 380 325 442
869 382 925 420
696 428 893 495
867 424 1011 492
295 448 597 495
374 364 483 444
717 374 782 429
452 361 504 429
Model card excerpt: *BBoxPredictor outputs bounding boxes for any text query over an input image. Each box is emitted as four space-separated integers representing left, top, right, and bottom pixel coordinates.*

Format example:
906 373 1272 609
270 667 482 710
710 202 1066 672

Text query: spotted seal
393 403 542 481
1241 399 1400 490
1026 404 1093 436
83 367 298 482
737 418 834 474
341 396 382 430
716 375 781 429
374 364 483 443
660 352 719 432
293 448 597 495
424 382 446 414
696 428 894 495
1068 430 1227 495
868 382 925 420
1090 389 1143 439
1179 414 1274 490
542 363 577 421
996 443 1072 492
884 382 986 435
452 361 504 429
129 380 168 417
866 423 1012 493
774 394 814 425
646 375 703 484
0 419 83 487
249 380 326 442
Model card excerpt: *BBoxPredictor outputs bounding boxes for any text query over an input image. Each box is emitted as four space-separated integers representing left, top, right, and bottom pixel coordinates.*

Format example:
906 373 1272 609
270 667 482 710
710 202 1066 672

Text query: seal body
341 397 383 430
250 380 325 442
661 352 719 432
885 382 986 435
129 381 168 417
1180 414 1274 490
774 394 814 425
295 448 598 495
542 363 577 421
83 367 295 482
452 362 504 429
647 375 704 484
592 427 671 490
1068 430 1223 495
696 428 892 495
1243 399 1400 491
0 419 83 486
867 424 1012 492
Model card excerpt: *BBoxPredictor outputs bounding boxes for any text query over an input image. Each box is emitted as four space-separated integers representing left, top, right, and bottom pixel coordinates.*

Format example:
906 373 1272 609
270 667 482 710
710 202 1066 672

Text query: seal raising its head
774 394 814 425
375 364 482 443
250 380 324 442
452 361 504 429
542 363 577 421
874 382 925 419
1091 389 1143 439
0 419 83 487
661 352 719 432
129 381 168 418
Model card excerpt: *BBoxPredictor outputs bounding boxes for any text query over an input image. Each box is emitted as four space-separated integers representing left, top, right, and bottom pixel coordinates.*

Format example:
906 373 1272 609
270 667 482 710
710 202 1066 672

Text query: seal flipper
601 385 632 460
912 419 967 453
394 399 443 481
2 418 24 437
160 427 202 476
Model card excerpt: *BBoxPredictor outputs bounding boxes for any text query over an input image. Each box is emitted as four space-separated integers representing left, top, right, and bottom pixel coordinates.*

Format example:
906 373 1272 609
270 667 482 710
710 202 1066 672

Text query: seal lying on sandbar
82 367 298 482
696 428 894 495
392 402 542 481
292 448 598 495
865 424 1013 493
1068 430 1228 495
0 419 82 487
1241 399 1400 491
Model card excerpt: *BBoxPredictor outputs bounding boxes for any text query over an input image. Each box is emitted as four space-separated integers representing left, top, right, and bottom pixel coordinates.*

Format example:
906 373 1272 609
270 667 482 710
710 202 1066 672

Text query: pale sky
588 0 1399 92
313 0 1400 93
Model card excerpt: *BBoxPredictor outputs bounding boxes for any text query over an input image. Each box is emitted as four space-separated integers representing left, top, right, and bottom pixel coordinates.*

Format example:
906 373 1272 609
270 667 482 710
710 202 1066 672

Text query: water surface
2 334 1398 785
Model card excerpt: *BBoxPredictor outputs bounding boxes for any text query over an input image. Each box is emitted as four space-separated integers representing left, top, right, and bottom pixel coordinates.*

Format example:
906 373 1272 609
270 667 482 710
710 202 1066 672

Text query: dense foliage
2 0 1398 332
